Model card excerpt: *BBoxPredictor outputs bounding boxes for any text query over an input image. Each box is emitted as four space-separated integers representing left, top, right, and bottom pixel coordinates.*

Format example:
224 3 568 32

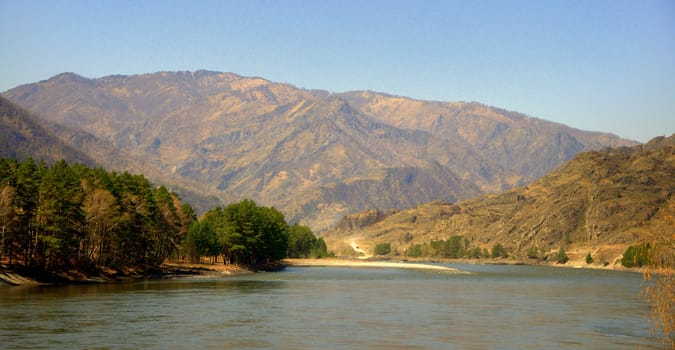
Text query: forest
0 158 327 279
0 158 194 276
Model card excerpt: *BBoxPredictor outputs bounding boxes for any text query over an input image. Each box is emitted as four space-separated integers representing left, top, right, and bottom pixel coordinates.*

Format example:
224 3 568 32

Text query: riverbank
282 258 468 273
161 262 257 277
398 256 646 273
1 256 641 287
0 262 257 287
1 259 465 286
0 269 40 286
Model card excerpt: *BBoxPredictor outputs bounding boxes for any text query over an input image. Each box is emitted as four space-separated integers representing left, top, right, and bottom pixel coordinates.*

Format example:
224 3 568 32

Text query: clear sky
1 0 673 142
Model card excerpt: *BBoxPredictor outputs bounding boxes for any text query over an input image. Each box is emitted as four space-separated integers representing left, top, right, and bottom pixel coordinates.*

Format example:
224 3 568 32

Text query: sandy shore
282 258 468 273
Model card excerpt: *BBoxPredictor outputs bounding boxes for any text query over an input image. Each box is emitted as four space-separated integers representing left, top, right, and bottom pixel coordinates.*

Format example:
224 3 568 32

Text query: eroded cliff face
333 208 401 232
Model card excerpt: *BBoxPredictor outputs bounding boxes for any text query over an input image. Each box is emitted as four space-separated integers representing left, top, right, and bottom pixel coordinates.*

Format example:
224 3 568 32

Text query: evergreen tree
555 248 569 264
287 223 316 258
0 158 191 274
585 253 593 264
310 237 331 258
150 186 183 265
186 220 221 262
491 243 508 258
15 158 39 267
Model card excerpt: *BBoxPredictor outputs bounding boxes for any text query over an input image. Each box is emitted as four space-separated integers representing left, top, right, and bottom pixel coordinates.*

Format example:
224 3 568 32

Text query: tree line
0 158 194 275
0 158 329 277
403 236 507 259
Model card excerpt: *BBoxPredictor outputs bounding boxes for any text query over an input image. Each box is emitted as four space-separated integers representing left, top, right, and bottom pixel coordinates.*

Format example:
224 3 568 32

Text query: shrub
491 243 508 258
585 253 593 264
467 247 483 259
527 246 541 260
374 242 391 256
621 243 651 268
407 244 423 258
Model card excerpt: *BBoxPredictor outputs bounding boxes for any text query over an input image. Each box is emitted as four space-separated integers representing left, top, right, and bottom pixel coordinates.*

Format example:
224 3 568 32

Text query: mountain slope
0 96 221 213
323 135 675 265
0 96 95 164
3 71 636 230
340 91 633 188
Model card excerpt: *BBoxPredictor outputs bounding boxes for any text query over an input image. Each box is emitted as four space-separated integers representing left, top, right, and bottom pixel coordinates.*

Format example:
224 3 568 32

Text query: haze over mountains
2 71 635 230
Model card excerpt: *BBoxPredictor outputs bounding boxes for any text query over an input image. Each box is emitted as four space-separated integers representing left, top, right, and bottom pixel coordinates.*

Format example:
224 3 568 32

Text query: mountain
0 96 221 212
322 135 675 265
3 71 636 230
339 92 630 187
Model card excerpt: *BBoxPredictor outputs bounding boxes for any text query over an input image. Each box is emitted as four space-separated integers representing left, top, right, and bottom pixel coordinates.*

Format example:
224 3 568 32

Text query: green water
0 264 660 349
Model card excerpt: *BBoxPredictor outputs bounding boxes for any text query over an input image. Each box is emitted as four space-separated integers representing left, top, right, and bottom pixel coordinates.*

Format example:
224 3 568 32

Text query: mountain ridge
2 71 637 230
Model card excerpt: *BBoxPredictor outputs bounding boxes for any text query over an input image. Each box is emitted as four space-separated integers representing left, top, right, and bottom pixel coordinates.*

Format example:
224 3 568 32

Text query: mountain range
2 71 636 230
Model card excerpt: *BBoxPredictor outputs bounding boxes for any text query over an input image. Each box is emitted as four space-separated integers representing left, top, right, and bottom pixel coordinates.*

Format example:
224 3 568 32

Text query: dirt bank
0 262 257 287
161 262 256 276
0 270 40 286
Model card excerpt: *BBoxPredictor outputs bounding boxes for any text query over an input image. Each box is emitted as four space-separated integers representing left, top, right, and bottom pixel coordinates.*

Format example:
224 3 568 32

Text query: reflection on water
0 264 660 349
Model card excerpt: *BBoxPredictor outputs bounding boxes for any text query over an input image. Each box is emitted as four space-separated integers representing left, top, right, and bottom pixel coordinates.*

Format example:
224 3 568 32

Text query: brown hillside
323 135 675 265
3 71 636 230
0 96 221 212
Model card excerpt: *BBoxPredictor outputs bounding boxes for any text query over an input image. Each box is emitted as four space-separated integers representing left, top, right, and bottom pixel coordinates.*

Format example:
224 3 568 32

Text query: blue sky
1 0 673 142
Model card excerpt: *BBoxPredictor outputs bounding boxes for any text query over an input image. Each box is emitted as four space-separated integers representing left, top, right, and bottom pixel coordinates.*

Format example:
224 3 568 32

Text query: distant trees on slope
405 236 494 259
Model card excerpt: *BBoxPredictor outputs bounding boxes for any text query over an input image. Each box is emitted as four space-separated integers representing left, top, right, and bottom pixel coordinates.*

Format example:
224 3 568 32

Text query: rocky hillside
3 71 635 230
340 92 630 184
323 135 675 265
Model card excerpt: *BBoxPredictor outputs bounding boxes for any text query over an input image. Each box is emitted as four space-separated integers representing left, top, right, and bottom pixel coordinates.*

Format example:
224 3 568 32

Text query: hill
323 135 675 266
3 71 636 230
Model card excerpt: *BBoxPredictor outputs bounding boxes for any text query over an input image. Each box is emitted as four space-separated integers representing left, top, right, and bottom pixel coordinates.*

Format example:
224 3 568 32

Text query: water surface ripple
0 264 659 349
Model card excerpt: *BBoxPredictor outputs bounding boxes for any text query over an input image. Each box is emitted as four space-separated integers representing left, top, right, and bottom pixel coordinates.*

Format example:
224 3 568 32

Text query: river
0 264 660 349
